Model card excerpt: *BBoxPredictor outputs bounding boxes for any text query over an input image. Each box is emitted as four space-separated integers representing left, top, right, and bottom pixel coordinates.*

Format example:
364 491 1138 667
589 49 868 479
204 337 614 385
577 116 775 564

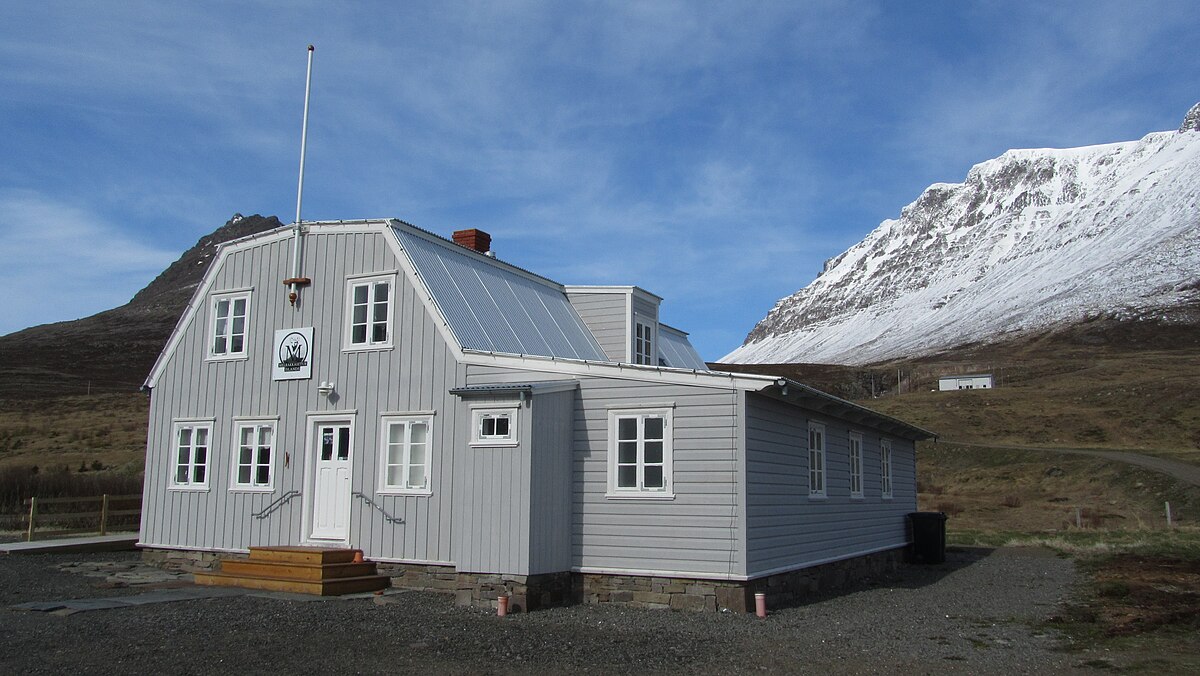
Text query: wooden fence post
100 494 110 535
26 497 37 542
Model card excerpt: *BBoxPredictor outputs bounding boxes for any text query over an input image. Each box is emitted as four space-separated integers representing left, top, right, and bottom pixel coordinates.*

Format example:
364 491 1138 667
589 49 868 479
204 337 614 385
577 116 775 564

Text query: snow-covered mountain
724 104 1200 365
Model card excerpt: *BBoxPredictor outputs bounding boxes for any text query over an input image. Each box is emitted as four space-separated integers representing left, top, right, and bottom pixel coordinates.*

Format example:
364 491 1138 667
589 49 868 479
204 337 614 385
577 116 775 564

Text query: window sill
882 496 894 501
377 489 432 497
605 492 675 501
168 486 210 493
807 494 828 501
342 344 393 354
205 354 249 363
850 494 865 501
469 440 519 448
229 487 275 494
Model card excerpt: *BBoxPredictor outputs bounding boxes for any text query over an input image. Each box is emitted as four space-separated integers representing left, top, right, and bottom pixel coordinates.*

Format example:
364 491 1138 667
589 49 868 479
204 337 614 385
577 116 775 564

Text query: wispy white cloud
0 1 1196 357
0 190 177 335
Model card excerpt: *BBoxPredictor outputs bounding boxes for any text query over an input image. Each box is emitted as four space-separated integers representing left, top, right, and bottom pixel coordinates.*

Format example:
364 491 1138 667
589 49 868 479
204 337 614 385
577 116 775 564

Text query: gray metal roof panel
658 326 709 370
392 225 607 361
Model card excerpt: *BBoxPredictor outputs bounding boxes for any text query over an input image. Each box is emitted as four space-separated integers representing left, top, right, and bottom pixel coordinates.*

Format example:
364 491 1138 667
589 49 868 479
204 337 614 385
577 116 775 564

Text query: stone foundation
143 546 903 613
375 563 573 612
576 547 902 613
141 548 248 572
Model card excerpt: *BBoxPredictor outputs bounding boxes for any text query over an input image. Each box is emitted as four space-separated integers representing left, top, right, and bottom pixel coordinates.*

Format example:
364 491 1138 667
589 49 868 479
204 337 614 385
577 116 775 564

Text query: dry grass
918 443 1200 533
865 344 1200 464
0 393 148 473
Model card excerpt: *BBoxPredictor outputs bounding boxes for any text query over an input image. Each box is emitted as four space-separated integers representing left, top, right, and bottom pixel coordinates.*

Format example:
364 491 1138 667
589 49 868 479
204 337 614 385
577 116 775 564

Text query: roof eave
764 377 937 441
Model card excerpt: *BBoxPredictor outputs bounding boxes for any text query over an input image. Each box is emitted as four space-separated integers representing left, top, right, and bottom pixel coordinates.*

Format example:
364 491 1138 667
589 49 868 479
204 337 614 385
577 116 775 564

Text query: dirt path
948 442 1200 488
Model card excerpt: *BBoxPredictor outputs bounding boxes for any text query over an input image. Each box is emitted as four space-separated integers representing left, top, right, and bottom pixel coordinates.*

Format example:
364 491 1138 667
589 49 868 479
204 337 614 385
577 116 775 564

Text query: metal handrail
252 490 301 519
352 491 405 524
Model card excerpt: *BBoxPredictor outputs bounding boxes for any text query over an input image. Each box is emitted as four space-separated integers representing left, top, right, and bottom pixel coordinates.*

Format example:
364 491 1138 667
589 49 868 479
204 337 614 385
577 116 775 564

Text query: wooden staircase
193 546 390 596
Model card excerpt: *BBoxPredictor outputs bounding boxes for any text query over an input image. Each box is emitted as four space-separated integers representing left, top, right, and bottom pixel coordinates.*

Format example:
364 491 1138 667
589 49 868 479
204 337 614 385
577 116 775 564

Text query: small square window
470 407 518 447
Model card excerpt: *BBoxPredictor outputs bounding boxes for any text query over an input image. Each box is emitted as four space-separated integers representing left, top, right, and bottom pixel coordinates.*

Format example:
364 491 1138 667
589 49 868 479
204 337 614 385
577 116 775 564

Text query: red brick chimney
452 228 491 254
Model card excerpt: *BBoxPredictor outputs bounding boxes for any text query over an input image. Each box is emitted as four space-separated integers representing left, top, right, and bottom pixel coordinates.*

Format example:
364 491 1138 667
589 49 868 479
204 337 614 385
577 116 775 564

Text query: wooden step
194 570 390 596
247 546 358 565
192 546 391 596
220 559 380 581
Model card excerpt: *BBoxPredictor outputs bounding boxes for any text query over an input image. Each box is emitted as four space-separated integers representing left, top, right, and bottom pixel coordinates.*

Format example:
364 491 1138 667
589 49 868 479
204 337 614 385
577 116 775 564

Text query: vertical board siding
744 393 917 576
566 292 628 361
142 229 462 565
528 389 574 574
450 393 530 574
571 377 742 577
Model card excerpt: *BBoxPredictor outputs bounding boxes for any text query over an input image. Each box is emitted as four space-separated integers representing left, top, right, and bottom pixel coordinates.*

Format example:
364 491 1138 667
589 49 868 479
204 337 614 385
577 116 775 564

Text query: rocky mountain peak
726 106 1200 366
1180 102 1200 133
0 213 284 397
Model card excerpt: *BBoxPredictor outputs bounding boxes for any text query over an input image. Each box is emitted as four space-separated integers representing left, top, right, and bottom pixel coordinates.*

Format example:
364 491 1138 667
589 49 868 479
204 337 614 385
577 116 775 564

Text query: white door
310 422 352 541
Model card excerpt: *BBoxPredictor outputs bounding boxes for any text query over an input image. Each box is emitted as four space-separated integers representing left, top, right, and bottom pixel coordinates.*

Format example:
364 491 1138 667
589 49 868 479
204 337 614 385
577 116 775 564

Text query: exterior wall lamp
317 381 335 397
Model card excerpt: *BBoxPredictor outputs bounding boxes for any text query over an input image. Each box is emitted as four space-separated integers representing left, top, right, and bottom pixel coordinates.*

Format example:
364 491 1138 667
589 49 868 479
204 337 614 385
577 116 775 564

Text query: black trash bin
908 512 948 564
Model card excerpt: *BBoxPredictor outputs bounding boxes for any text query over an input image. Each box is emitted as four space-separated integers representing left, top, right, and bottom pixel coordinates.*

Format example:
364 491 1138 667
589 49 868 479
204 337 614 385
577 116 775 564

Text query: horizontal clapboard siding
744 392 916 576
572 377 741 577
142 229 463 566
566 292 627 362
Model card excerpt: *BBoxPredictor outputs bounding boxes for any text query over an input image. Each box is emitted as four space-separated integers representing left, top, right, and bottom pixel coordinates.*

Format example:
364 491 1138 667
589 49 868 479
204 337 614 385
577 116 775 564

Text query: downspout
284 45 315 306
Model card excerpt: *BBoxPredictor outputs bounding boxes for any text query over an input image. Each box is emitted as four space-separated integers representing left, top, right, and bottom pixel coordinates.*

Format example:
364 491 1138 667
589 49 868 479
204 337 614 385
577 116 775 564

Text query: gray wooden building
140 219 933 611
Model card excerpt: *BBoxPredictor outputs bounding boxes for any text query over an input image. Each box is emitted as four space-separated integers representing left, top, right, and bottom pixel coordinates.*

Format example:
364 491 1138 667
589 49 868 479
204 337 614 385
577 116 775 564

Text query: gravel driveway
1 546 1103 674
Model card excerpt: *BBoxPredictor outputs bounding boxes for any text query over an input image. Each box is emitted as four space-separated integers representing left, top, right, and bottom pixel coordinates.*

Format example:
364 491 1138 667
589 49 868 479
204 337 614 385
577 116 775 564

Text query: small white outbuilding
938 374 994 391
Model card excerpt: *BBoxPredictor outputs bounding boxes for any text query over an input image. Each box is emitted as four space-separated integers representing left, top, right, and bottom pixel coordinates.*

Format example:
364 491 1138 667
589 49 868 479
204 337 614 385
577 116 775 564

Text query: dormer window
634 319 654 365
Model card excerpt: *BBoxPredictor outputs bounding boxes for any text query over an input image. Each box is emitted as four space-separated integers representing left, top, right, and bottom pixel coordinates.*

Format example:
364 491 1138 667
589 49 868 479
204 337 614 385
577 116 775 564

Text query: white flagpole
288 45 315 306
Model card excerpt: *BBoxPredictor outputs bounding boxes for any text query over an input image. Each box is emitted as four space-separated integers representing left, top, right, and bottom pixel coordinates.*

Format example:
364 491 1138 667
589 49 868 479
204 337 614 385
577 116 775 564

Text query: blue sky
1 1 1197 360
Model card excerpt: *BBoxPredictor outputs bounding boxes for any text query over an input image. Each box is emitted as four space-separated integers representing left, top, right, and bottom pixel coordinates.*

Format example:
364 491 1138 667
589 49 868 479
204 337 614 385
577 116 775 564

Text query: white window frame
344 272 395 351
849 431 864 499
881 438 893 500
469 406 519 447
378 414 434 496
208 290 252 360
633 318 655 365
230 418 276 492
808 421 826 498
606 407 674 499
170 418 214 491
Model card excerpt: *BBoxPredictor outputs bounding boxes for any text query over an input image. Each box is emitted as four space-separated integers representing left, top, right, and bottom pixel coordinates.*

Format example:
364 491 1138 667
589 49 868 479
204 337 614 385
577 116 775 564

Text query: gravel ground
0 546 1106 674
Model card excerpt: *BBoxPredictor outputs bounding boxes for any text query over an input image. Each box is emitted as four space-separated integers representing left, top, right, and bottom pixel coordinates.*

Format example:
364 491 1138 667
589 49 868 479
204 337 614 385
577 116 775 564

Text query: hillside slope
0 214 284 398
725 103 1200 365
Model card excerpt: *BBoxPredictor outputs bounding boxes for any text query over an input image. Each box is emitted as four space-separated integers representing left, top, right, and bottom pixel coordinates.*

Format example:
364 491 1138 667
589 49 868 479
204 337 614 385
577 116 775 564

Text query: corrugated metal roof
657 325 709 370
392 225 608 361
